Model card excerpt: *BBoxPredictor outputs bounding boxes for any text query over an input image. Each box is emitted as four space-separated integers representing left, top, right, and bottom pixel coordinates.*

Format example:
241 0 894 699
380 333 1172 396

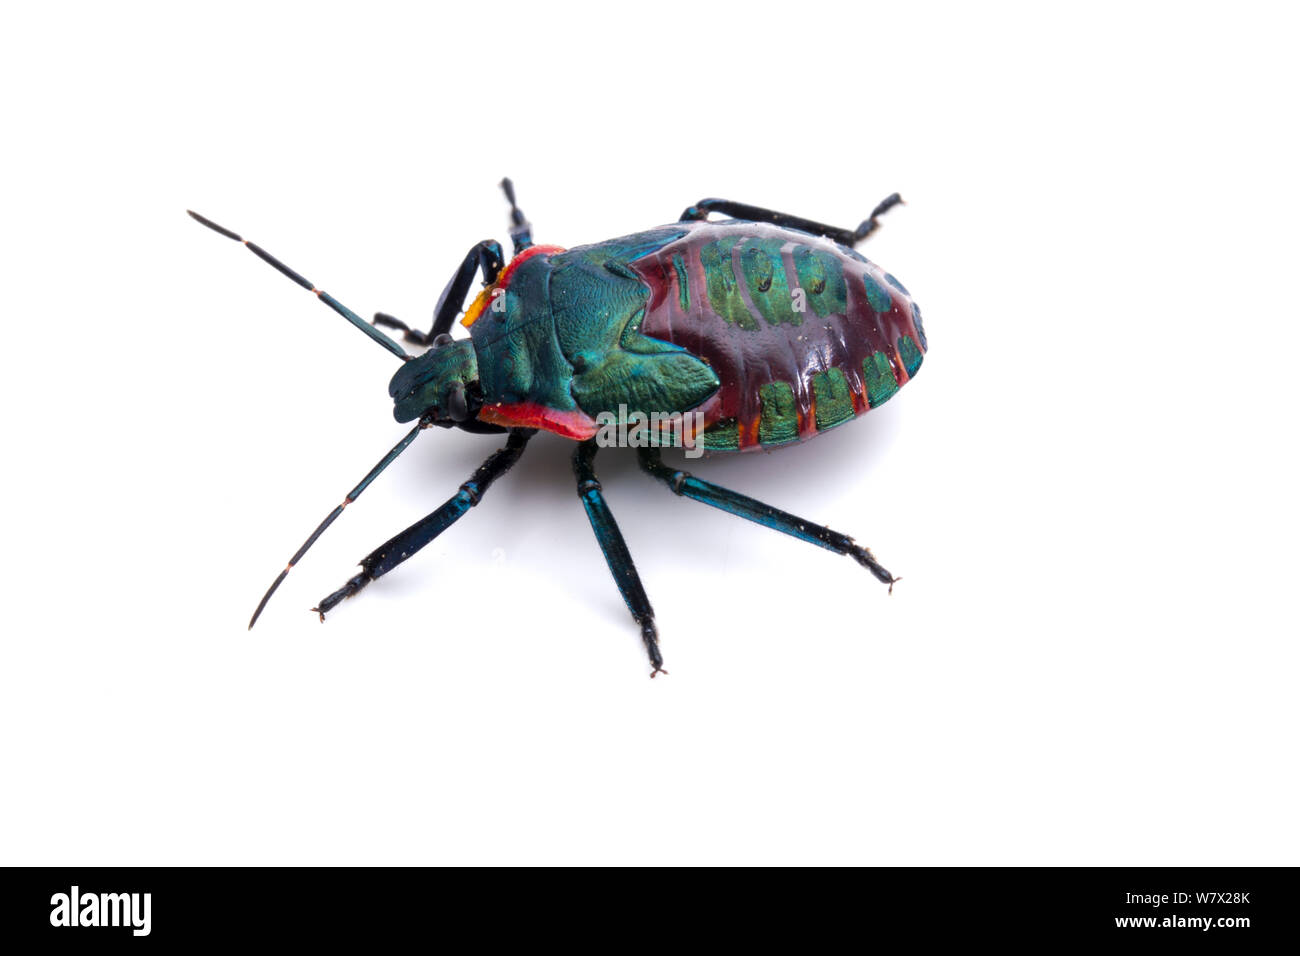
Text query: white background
2 2 1296 866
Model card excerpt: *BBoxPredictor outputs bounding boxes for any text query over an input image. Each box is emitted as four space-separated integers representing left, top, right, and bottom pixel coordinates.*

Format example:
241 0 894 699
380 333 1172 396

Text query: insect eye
445 382 469 421
431 333 455 349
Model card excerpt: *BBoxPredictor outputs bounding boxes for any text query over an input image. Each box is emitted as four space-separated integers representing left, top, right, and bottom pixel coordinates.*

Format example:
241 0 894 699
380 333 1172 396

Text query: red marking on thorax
478 401 598 441
500 244 565 284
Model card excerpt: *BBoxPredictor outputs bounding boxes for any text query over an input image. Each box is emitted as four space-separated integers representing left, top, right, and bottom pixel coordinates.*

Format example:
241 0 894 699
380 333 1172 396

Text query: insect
189 180 927 676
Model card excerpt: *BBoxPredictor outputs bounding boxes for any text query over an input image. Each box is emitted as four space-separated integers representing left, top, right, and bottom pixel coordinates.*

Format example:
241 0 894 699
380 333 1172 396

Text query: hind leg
637 448 897 588
679 193 903 246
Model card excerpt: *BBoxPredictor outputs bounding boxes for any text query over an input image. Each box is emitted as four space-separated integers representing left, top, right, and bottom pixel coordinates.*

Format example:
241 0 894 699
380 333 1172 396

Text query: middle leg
573 440 666 676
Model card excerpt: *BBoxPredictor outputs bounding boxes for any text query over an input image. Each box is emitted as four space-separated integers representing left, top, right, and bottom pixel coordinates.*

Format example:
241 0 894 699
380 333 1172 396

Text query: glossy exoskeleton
189 180 927 675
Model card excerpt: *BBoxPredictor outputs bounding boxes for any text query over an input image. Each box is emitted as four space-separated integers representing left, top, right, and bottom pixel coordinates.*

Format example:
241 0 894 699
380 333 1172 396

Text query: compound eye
431 333 455 349
445 381 469 422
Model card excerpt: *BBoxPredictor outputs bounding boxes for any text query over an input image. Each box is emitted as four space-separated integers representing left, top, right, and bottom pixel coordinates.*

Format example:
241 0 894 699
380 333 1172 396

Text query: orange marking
461 285 495 328
893 345 910 385
848 376 869 415
462 245 566 328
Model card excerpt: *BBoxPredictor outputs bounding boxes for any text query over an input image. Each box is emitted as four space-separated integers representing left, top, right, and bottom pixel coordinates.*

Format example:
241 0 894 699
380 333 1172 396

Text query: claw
851 545 897 588
639 619 667 677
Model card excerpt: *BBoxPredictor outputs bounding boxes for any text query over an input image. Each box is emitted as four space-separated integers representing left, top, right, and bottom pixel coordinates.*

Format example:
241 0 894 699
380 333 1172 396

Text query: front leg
313 429 533 617
372 238 505 346
572 441 666 677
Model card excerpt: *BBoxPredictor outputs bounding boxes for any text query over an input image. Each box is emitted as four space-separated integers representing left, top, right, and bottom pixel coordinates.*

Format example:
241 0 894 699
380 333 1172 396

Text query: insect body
190 182 927 675
438 219 926 449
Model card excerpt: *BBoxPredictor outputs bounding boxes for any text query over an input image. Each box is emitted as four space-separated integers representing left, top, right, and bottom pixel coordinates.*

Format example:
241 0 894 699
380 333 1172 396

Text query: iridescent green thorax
463 233 719 435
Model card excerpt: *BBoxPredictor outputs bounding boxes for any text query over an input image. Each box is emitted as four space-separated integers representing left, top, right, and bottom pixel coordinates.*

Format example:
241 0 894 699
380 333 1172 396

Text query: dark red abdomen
630 221 927 452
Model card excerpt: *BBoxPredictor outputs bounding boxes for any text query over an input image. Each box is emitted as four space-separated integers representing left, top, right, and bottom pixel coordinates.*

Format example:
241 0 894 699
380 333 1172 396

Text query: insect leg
499 177 533 254
367 176 534 343
573 441 666 677
373 239 505 346
187 210 411 360
678 193 904 247
637 448 898 589
312 429 534 619
248 424 425 629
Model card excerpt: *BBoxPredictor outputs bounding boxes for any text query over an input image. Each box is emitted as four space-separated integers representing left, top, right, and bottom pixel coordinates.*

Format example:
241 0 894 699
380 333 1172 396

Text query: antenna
188 209 410 361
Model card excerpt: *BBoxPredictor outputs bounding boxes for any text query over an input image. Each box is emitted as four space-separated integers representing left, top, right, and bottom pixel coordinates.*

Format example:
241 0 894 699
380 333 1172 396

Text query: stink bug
190 180 927 675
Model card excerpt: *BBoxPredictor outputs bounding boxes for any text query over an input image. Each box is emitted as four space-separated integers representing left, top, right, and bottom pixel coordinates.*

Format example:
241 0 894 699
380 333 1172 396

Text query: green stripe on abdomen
863 352 900 407
699 237 757 330
758 381 799 445
739 239 800 327
699 418 740 450
792 246 848 317
672 253 690 312
898 334 923 377
812 368 854 430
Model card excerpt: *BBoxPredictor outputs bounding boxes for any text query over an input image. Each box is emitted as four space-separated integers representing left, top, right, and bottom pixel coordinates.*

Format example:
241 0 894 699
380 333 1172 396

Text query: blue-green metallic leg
679 193 903 247
373 239 505 346
313 429 534 618
372 176 534 343
637 448 897 588
573 441 665 677
248 424 426 629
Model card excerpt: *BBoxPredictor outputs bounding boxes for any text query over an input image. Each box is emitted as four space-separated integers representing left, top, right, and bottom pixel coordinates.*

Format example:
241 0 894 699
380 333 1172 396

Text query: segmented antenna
248 424 424 628
187 209 410 361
